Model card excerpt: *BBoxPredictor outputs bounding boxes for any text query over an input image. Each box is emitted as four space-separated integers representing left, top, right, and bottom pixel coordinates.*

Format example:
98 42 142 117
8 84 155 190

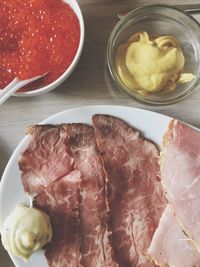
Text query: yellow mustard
1 205 52 261
116 31 195 95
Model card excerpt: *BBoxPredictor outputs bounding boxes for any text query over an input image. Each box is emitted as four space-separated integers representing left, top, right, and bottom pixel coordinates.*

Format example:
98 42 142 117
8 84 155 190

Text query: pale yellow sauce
116 31 195 95
1 205 52 261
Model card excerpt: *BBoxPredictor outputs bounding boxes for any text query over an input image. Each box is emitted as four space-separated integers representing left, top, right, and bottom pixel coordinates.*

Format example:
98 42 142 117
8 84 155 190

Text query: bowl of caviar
0 0 84 96
107 4 200 105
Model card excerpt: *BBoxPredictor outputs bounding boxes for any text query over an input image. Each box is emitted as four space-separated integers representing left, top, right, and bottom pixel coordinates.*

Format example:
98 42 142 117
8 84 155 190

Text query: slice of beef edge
35 170 82 267
64 123 119 267
92 114 166 267
18 124 74 195
18 124 82 267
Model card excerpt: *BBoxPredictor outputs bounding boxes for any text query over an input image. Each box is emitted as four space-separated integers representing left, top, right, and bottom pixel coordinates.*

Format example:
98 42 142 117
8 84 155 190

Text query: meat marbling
92 114 166 267
19 125 82 267
19 125 74 195
65 123 119 267
35 171 82 267
19 123 119 267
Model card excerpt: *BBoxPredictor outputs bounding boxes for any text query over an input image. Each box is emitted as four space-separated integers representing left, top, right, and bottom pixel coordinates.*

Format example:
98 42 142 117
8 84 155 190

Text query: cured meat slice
148 205 200 267
19 125 74 195
19 124 82 266
161 119 200 253
35 171 82 267
92 114 166 267
65 123 119 267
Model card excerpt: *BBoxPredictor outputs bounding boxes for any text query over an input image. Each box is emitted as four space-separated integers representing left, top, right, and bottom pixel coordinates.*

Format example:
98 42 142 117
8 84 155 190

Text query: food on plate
0 0 80 91
161 119 200 253
19 125 74 195
19 125 82 266
5 113 199 267
92 114 166 267
1 204 52 261
148 205 200 267
19 123 118 266
64 123 119 266
35 171 81 267
116 31 195 95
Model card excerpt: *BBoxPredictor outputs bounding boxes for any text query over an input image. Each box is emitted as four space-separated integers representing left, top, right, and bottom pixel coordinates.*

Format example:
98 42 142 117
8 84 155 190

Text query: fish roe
0 0 80 91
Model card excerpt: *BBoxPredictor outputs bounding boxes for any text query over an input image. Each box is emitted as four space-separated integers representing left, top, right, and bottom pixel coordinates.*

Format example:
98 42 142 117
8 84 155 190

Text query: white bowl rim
13 0 85 97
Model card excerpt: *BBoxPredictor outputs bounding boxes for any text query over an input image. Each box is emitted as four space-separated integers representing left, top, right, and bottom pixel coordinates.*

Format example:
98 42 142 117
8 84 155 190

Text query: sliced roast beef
35 171 82 267
19 123 119 267
65 123 119 267
19 125 82 267
161 119 200 253
19 125 74 195
92 114 166 267
148 204 200 267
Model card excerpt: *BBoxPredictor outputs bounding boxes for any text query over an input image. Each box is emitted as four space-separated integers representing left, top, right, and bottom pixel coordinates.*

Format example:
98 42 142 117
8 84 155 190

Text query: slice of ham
92 114 166 267
161 119 200 253
35 171 82 267
65 123 119 267
148 205 200 267
19 125 74 195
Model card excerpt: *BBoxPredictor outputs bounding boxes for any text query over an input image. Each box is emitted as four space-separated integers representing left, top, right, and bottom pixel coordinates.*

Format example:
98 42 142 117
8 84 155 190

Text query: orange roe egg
0 0 80 91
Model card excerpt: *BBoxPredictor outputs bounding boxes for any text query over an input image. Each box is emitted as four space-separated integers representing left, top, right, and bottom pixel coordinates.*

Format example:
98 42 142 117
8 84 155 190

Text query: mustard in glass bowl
107 4 200 105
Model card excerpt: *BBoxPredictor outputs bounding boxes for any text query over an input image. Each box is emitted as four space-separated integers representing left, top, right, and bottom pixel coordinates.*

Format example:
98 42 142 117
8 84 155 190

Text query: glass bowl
107 4 200 105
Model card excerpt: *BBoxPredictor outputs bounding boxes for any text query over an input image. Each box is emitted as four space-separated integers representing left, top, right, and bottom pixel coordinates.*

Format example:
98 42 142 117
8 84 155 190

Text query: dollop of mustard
116 31 195 95
1 205 52 261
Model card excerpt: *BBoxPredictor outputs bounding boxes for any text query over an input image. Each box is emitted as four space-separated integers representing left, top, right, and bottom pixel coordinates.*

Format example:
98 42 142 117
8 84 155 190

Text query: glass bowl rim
107 3 200 105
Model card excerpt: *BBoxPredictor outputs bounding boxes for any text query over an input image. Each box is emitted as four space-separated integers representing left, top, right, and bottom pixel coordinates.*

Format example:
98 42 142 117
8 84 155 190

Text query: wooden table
1 0 200 266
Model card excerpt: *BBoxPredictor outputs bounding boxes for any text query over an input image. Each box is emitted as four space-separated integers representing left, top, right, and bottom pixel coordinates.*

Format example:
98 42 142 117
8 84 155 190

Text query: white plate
0 105 172 267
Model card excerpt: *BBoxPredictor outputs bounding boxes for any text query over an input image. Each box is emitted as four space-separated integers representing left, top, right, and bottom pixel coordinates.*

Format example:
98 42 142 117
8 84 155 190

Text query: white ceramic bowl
14 0 84 97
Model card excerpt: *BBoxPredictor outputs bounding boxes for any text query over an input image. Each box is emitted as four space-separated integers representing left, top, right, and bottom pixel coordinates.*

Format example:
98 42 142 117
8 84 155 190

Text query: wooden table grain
1 0 200 266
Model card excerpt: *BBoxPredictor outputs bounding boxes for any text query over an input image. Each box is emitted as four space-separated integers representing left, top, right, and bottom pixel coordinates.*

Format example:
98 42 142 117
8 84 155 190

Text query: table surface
1 0 200 266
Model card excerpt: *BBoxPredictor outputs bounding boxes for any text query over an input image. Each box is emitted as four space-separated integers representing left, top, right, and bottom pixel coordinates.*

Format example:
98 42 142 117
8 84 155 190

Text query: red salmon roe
0 0 80 91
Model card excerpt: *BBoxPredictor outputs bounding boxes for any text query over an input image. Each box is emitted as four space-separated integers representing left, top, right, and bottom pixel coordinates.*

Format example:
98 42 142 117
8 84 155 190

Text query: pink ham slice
65 123 119 267
161 119 200 253
19 125 74 195
148 205 200 267
92 114 166 267
35 171 82 267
